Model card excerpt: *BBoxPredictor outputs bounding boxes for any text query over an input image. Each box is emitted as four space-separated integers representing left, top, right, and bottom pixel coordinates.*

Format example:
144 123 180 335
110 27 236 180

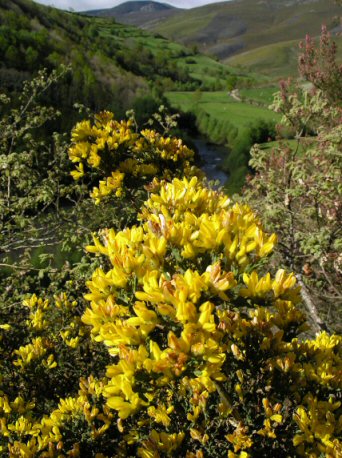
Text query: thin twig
0 263 58 273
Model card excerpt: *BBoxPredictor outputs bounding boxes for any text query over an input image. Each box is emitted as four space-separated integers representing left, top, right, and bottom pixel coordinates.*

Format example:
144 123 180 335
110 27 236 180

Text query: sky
34 0 227 11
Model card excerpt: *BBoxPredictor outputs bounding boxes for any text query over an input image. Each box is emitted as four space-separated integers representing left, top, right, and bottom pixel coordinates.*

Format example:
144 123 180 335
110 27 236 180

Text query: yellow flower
139 430 185 455
272 269 298 298
69 141 90 163
71 119 95 142
70 162 84 180
43 354 57 369
106 395 141 419
240 271 272 298
90 171 124 204
257 399 283 438
293 394 341 455
228 451 251 458
226 422 253 452
13 337 48 368
198 301 216 332
147 404 174 426
204 262 236 300
0 395 11 414
8 439 39 457
190 428 209 444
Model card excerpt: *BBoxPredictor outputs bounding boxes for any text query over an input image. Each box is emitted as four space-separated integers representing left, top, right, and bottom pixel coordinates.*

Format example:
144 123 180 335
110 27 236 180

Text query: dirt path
229 89 241 101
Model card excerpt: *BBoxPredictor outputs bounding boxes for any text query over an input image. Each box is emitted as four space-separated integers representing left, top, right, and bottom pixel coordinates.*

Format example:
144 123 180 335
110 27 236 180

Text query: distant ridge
87 0 341 63
149 0 342 61
85 1 182 27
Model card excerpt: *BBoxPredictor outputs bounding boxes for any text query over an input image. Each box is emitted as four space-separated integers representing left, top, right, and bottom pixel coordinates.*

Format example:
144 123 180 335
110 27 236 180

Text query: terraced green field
96 21 252 89
166 91 280 129
87 0 342 81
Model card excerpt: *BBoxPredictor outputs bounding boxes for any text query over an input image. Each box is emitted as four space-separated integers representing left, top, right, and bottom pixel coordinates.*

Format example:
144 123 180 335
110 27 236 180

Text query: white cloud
33 0 229 12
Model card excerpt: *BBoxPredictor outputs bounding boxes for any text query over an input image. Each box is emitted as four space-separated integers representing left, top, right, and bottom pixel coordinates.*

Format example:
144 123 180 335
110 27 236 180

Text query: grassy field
86 18 281 192
88 0 342 81
148 7 216 41
239 86 279 106
97 21 188 54
93 18 285 192
166 91 280 129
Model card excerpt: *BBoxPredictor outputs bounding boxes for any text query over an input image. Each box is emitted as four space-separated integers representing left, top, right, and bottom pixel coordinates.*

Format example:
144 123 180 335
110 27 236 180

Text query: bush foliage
1 108 341 456
244 26 342 333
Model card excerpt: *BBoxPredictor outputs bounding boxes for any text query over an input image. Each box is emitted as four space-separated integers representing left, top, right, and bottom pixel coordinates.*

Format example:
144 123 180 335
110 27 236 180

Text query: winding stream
192 137 229 186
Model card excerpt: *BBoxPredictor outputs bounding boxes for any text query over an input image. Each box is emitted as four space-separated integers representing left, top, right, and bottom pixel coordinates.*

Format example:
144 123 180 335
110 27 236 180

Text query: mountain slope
226 35 342 78
84 1 182 28
0 0 244 126
86 0 175 15
135 0 341 61
0 0 146 120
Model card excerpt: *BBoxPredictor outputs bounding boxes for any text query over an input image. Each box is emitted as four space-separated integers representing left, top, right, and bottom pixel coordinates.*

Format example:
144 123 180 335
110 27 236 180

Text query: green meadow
166 90 281 192
239 86 279 106
166 91 279 128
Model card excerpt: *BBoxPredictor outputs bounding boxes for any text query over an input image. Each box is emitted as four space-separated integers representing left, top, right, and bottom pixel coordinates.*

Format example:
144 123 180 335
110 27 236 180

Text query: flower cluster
80 176 341 456
69 112 200 204
0 291 113 457
0 376 113 457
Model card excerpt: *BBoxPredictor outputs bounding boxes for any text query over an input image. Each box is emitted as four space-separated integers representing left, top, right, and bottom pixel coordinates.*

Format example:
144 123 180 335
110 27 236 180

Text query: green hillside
0 0 241 129
147 0 341 64
227 36 342 78
0 0 143 122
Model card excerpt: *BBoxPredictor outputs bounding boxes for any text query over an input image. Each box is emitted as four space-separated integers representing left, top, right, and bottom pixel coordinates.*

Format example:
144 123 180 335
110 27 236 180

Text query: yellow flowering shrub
69 111 201 206
1 116 341 457
80 177 340 456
